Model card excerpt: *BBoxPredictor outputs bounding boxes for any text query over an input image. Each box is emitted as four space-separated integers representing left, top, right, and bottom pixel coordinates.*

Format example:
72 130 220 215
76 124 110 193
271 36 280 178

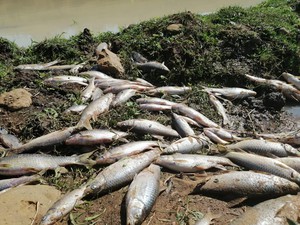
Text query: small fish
225 139 300 157
0 152 95 176
0 174 41 193
0 133 22 149
84 149 160 196
11 126 79 154
64 104 87 114
134 61 170 73
203 86 256 100
207 92 230 126
172 104 219 128
117 119 180 138
103 84 152 94
178 115 201 128
155 153 236 172
203 128 229 144
132 51 148 63
196 171 299 198
203 128 242 142
225 152 300 184
147 86 191 95
126 164 160 225
65 129 128 146
81 77 96 102
91 87 103 101
77 93 115 130
96 141 159 164
40 185 87 225
162 136 208 154
44 75 88 87
95 78 131 89
136 97 177 106
282 72 300 90
14 60 60 70
139 103 172 111
172 113 195 137
112 89 136 107
135 78 154 87
79 70 112 80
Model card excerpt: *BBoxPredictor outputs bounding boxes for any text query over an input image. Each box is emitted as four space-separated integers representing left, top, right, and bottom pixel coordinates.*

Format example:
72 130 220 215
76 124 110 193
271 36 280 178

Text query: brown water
0 0 263 47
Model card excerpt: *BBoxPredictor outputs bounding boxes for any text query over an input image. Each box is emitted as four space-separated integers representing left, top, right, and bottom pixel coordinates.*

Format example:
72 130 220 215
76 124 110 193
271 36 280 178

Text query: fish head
283 144 300 156
40 207 61 225
127 199 146 225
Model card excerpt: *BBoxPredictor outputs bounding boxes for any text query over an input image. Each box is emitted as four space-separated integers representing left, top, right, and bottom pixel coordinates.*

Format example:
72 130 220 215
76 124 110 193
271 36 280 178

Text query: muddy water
0 0 263 47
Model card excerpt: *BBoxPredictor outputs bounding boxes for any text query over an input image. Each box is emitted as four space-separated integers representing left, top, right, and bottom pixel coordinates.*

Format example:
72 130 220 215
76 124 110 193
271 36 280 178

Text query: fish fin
213 164 228 171
55 167 68 177
264 152 278 159
151 135 165 141
193 165 207 171
78 151 97 167
77 119 93 130
0 163 12 168
227 197 248 208
117 137 129 143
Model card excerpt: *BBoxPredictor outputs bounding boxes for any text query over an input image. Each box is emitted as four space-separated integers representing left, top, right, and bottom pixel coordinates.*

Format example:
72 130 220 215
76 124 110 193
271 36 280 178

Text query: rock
0 88 32 110
0 185 61 225
167 24 183 33
97 48 124 77
263 92 286 110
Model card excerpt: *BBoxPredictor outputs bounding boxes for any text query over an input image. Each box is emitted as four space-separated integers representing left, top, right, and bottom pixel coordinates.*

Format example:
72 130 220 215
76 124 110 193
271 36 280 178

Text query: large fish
225 139 300 157
196 171 299 198
155 153 236 172
226 152 300 184
203 128 242 142
117 119 180 138
162 136 208 154
84 149 160 196
136 97 177 106
138 103 172 112
172 113 195 137
0 152 95 176
126 164 160 225
96 141 158 164
77 93 114 130
134 61 170 73
65 129 128 146
79 70 112 80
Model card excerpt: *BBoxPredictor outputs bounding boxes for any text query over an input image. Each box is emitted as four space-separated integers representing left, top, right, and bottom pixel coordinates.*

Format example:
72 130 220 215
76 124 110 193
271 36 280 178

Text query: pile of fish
1 47 300 225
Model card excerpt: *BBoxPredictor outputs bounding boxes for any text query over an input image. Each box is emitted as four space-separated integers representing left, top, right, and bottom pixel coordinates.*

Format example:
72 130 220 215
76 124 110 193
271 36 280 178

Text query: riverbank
0 0 300 224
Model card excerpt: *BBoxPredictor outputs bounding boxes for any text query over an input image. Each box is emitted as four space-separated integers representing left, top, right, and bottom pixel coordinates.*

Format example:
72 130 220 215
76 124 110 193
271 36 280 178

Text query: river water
0 0 263 47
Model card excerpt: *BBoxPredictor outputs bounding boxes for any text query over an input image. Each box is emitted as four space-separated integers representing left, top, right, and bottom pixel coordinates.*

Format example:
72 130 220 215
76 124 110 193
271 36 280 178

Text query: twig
30 201 40 225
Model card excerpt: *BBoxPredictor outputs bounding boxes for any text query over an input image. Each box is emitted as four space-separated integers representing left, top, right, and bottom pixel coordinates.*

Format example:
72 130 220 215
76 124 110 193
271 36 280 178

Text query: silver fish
203 128 242 142
103 84 152 94
84 149 160 196
207 92 230 126
162 136 208 154
117 119 180 138
0 134 22 149
230 195 300 225
282 72 300 90
112 89 136 107
126 164 160 225
197 171 299 198
77 93 114 130
135 61 170 73
65 129 128 146
139 103 172 111
257 132 300 146
203 87 256 100
172 113 195 137
91 87 103 101
40 185 86 225
81 76 96 102
155 153 236 172
0 174 41 193
11 126 79 154
136 97 177 106
96 141 158 164
14 60 60 70
203 128 229 144
95 78 130 89
225 139 300 157
178 115 201 128
172 103 218 128
44 75 88 87
79 70 112 80
147 86 191 95
45 65 78 71
225 152 300 184
64 104 87 114
132 51 148 63
0 152 95 176
277 157 300 173
135 78 154 87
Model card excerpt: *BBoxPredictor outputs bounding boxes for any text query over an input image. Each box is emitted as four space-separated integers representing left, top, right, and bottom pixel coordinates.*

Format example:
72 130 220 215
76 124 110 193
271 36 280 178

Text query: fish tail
77 151 96 166
77 119 93 130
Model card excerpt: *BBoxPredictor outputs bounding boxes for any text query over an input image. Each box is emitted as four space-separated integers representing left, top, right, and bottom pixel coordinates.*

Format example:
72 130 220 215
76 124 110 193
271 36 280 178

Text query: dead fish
77 93 114 130
282 72 300 90
112 89 136 107
0 152 95 176
79 70 112 80
172 104 218 128
45 65 79 71
207 92 230 126
147 86 191 95
11 126 79 154
196 171 299 198
0 174 41 193
103 84 153 94
132 51 148 63
44 75 88 87
81 76 96 102
65 129 128 146
95 78 130 89
84 149 160 196
225 152 300 184
135 78 154 87
229 195 300 225
155 153 236 172
91 87 103 101
126 164 160 225
203 128 229 144
203 128 242 142
139 103 172 111
256 132 300 146
96 141 159 164
117 119 180 138
172 113 195 137
203 87 256 100
136 97 177 106
178 115 201 128
194 209 220 225
14 60 60 70
225 139 300 157
245 73 300 101
64 104 87 114
134 61 170 73
69 61 87 74
0 133 22 149
277 157 300 173
162 136 208 154
40 185 86 225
